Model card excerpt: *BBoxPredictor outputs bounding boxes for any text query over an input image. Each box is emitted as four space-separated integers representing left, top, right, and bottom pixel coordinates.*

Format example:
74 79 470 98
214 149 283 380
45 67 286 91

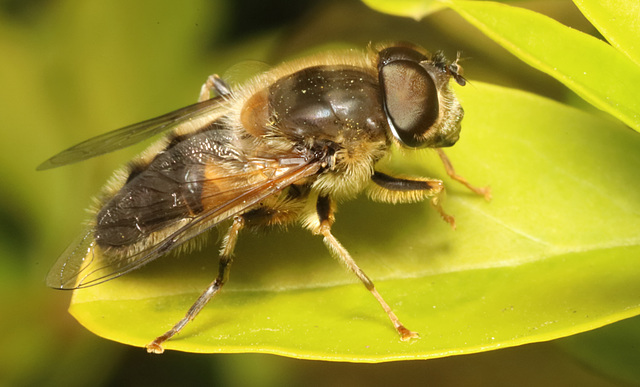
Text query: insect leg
146 216 244 354
198 74 232 102
314 195 419 341
436 149 491 200
369 172 456 228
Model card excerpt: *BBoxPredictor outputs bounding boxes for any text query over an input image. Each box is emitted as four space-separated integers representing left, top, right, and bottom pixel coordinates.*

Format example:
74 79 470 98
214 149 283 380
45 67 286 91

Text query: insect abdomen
94 128 238 249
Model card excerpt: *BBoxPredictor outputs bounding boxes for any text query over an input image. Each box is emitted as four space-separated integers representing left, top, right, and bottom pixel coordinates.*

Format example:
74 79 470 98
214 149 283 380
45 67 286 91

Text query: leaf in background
446 1 640 134
573 0 640 67
0 1 222 384
68 82 640 360
558 317 640 386
361 0 445 20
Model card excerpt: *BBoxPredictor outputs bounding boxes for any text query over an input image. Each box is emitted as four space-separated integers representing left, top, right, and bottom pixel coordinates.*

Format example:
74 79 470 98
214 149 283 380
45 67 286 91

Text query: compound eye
380 59 439 148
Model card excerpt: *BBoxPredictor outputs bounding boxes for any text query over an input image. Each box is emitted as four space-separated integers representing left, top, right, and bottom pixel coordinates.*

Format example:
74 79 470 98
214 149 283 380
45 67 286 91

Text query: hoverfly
39 42 490 354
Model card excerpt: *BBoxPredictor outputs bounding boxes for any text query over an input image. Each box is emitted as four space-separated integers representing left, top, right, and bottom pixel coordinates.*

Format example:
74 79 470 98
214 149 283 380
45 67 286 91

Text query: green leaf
69 82 640 360
573 0 640 67
361 0 446 20
448 0 640 133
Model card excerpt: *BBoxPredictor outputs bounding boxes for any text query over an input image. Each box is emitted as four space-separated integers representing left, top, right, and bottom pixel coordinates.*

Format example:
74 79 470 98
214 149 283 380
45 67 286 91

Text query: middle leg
311 195 419 341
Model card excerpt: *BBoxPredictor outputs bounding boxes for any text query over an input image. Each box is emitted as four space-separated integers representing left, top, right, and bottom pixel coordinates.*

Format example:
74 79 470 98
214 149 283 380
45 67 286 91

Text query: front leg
309 195 419 341
368 172 456 228
437 149 491 201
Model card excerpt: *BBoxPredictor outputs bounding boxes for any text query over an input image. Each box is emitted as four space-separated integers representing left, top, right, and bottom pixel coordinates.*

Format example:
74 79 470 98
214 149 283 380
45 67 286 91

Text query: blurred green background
0 0 637 385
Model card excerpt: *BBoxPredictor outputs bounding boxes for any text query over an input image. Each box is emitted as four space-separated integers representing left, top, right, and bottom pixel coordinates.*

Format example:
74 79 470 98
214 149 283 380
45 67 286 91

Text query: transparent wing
222 60 270 86
46 153 322 289
37 97 227 170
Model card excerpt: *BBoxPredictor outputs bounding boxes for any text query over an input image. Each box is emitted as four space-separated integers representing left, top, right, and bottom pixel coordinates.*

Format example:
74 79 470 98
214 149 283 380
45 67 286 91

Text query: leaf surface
448 0 640 133
69 82 640 360
573 0 640 66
